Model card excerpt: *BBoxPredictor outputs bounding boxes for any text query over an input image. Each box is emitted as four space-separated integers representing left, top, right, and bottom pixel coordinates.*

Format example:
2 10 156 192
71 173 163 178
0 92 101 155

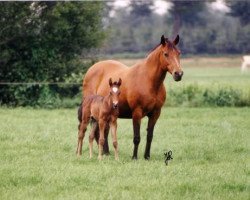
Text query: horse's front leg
144 109 161 160
132 108 142 160
110 120 118 160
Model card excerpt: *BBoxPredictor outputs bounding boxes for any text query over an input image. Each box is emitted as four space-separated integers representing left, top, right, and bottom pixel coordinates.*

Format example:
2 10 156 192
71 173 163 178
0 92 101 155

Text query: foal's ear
109 78 113 87
161 35 166 46
173 35 179 45
117 78 122 86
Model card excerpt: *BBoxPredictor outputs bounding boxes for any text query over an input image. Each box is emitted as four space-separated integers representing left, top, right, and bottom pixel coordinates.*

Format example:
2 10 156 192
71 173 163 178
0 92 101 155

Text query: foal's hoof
144 155 150 160
76 153 81 158
98 156 102 160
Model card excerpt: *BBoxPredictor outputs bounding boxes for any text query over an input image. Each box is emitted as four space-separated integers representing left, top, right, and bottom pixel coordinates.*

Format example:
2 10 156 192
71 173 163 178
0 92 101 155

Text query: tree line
103 0 250 55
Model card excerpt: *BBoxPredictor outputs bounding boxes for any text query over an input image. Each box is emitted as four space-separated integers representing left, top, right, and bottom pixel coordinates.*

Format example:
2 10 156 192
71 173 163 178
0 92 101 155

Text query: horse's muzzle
173 71 183 81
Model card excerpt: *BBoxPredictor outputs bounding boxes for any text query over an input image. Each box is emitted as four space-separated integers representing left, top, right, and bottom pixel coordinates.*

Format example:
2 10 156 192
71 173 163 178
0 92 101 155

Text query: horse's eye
164 53 168 57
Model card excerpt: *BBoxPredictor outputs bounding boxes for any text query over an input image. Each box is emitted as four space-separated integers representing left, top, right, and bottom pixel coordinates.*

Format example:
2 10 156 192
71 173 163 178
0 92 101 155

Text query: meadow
0 57 249 199
0 107 249 200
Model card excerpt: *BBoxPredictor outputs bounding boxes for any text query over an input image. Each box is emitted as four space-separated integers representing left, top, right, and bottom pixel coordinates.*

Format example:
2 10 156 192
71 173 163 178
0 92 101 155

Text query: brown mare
82 35 183 160
76 78 122 160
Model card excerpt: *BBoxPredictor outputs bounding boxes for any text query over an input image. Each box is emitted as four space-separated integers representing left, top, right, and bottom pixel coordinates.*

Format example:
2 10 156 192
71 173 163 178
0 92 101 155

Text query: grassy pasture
0 107 249 199
0 56 249 199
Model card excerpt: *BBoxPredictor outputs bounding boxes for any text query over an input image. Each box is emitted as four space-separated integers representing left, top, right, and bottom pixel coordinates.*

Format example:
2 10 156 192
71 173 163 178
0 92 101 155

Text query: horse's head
159 35 183 81
109 78 122 109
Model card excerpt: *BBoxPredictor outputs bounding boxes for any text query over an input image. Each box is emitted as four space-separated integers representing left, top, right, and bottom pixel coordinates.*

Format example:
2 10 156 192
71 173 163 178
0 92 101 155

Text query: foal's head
159 35 183 81
109 78 122 109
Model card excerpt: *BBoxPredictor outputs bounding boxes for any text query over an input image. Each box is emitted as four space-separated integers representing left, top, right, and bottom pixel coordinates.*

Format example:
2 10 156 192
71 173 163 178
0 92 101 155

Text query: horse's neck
142 48 166 90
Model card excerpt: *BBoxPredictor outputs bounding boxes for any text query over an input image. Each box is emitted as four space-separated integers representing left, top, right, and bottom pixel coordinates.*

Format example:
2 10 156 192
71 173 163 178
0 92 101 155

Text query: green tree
167 0 207 36
227 1 250 25
0 2 105 106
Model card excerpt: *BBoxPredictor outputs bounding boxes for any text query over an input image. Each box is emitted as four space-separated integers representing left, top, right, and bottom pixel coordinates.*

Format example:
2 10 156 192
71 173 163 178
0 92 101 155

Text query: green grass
0 107 249 199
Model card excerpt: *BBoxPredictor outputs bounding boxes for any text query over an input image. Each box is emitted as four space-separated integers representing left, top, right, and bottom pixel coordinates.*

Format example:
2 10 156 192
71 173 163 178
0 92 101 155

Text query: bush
0 2 104 107
167 84 250 107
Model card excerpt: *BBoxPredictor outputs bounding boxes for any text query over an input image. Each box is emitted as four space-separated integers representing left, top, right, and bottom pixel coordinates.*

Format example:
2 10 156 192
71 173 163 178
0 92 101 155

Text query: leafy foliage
104 1 250 55
227 1 250 25
0 2 105 106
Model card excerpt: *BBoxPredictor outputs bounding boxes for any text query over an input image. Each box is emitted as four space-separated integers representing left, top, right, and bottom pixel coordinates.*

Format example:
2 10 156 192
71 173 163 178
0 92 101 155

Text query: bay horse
82 35 183 160
76 78 122 160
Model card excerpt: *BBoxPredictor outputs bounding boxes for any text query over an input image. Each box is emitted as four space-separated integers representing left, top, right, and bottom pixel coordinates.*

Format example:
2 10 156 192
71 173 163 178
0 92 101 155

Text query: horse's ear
173 35 179 45
161 35 166 46
118 78 122 86
109 78 112 87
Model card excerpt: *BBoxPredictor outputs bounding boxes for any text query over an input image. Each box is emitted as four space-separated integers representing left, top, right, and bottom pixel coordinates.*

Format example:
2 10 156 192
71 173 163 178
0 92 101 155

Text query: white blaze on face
112 86 118 93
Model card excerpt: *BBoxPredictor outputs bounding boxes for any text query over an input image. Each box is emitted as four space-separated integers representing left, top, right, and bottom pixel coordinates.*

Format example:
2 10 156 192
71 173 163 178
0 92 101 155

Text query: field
0 107 249 199
0 57 250 199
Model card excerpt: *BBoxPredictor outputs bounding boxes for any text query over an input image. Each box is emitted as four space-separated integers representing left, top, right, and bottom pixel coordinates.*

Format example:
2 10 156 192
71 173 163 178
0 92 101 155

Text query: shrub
167 84 250 107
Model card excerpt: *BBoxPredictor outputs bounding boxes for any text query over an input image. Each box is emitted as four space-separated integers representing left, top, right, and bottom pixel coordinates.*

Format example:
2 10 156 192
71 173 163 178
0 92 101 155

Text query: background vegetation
0 0 249 107
104 0 250 54
0 2 104 106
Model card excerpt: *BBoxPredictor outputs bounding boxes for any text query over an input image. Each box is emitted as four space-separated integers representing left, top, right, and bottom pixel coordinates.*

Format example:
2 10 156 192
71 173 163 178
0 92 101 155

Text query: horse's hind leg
110 121 118 160
89 121 98 158
144 109 161 160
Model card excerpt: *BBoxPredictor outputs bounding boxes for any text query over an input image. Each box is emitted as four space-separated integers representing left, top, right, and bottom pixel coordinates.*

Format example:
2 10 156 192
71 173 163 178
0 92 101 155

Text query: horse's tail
90 117 97 126
77 101 83 123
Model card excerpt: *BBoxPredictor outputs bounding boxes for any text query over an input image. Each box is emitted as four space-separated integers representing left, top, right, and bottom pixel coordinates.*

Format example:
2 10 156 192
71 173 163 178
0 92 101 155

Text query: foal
76 78 122 160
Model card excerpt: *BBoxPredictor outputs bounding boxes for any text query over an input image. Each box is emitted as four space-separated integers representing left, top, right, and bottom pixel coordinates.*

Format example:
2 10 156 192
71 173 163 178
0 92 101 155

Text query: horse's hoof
144 155 150 160
132 156 138 160
103 151 110 156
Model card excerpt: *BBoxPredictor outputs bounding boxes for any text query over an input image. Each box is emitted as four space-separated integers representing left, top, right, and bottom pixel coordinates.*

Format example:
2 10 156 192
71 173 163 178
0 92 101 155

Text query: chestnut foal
76 78 122 160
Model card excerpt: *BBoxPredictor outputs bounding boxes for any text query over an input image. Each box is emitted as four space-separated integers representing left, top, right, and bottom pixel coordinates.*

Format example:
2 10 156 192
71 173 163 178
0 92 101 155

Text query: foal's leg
110 120 118 160
76 106 90 156
94 125 110 155
98 119 106 160
103 125 110 155
76 120 88 156
89 121 98 158
132 108 142 160
144 109 161 160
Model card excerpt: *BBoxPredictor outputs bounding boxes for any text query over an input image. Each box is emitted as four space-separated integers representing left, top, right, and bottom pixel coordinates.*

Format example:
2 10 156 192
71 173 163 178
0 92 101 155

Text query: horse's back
83 60 128 96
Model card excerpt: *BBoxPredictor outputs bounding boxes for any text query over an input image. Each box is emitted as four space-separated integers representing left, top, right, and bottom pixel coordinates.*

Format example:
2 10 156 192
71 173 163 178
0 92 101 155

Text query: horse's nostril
175 71 183 77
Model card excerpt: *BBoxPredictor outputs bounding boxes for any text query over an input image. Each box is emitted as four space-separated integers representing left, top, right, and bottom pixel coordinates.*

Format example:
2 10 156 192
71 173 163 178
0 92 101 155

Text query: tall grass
0 107 249 199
